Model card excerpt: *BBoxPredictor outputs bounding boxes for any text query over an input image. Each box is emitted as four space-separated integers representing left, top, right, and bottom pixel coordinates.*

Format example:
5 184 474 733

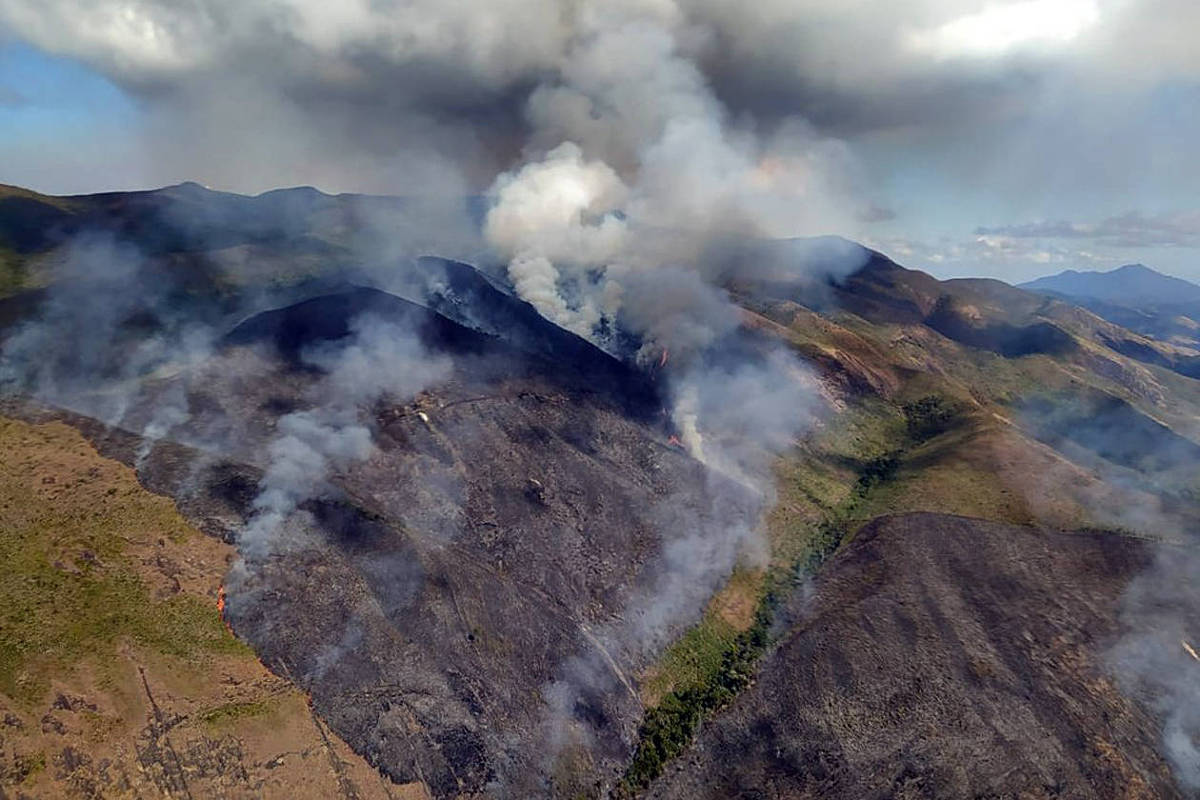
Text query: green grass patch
618 586 778 796
618 393 976 793
0 419 249 707
0 530 246 704
901 395 962 442
640 615 737 704
0 246 26 298
197 698 277 727
639 566 767 706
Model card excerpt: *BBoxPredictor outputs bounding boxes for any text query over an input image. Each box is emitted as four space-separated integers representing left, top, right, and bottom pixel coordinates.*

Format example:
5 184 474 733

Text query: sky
0 0 1197 284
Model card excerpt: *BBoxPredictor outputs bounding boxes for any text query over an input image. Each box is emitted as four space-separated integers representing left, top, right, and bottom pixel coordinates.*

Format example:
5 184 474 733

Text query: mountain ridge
2 181 1200 797
1021 262 1200 304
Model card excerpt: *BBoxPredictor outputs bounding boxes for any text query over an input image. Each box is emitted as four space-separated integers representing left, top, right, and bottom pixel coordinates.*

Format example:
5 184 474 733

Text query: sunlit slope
0 415 415 799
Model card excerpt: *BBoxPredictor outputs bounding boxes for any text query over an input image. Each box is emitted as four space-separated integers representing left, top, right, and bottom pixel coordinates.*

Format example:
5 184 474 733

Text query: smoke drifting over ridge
0 2 884 788
0 233 220 438
480 0 865 349
238 313 452 560
9 0 1200 284
7 1 1200 795
463 7 850 758
0 20 848 781
462 11 851 764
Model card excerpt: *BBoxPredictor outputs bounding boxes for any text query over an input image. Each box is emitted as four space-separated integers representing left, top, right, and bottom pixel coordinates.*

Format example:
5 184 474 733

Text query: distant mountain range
3 181 1200 797
1021 263 1200 349
1021 263 1200 305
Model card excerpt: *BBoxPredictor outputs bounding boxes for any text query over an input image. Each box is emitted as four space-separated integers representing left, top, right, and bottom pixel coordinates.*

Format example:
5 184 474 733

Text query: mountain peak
1020 263 1200 305
164 180 212 193
1112 262 1153 274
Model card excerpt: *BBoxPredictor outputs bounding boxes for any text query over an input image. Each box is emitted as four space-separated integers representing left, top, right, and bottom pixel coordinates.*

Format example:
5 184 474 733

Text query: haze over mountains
1 181 1199 798
2 0 1199 795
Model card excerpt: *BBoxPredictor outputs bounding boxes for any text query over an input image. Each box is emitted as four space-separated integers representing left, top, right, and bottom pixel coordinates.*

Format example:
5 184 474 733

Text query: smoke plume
0 233 218 440
238 312 452 559
1110 546 1200 791
481 2 862 358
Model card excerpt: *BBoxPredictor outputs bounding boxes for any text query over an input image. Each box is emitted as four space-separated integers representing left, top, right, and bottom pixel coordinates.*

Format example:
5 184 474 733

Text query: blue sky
1 1 1197 284
0 42 151 192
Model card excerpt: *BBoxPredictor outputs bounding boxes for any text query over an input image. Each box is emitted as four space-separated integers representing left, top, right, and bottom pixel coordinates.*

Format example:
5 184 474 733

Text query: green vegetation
639 567 763 705
902 395 962 443
0 418 249 707
0 529 246 705
0 183 79 211
0 246 25 297
618 393 973 793
197 698 277 727
618 586 778 796
640 616 739 705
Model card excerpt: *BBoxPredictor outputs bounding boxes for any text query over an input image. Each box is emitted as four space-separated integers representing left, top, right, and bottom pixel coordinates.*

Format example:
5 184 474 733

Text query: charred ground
2 184 1199 798
649 513 1185 800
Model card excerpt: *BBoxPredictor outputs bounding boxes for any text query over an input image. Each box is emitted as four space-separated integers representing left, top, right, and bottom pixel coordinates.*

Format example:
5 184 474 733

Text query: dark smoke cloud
9 0 1182 198
6 0 1200 294
4 0 1199 792
7 1 1196 147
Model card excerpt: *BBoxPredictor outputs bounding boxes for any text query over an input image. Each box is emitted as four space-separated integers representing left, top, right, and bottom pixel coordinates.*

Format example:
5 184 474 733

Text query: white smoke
238 313 452 558
0 234 217 450
482 2 863 360
485 142 629 264
475 5 849 779
1110 545 1200 792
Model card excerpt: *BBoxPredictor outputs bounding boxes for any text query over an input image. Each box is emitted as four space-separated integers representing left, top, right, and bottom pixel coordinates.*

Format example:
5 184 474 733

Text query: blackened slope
197 308 735 795
223 286 498 364
222 284 662 415
416 255 604 359
416 255 644 378
650 512 1182 800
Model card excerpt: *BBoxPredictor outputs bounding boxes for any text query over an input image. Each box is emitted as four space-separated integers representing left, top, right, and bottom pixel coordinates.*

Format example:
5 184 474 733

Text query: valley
1 182 1198 798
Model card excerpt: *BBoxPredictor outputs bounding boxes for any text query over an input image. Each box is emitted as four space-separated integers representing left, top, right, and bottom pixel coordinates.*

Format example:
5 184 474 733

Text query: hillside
1 183 1199 798
0 415 415 798
650 513 1185 800
1021 264 1200 350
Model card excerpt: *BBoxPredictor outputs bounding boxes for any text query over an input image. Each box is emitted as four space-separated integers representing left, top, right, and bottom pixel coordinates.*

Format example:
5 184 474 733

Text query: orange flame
667 435 682 448
659 348 669 368
217 585 234 635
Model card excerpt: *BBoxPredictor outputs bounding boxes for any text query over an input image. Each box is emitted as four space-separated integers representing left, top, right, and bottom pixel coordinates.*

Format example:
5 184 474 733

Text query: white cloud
907 0 1100 59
